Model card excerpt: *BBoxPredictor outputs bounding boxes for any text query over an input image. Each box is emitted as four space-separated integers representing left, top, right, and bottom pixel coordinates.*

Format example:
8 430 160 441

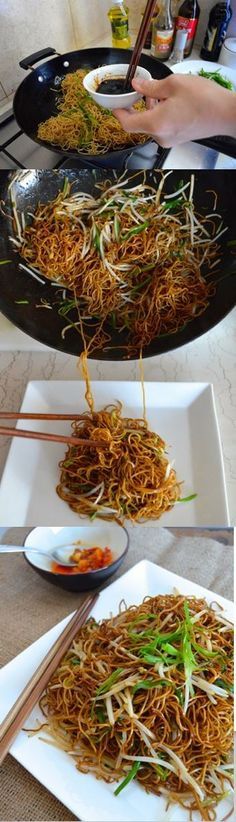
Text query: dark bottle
175 0 200 57
200 1 232 62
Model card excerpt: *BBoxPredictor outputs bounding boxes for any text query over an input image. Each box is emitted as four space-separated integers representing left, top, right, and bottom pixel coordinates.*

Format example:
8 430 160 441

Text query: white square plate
0 560 233 822
0 381 229 526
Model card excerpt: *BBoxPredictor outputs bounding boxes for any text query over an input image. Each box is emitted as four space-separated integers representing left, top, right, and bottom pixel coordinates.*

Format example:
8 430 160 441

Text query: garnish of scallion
114 760 141 796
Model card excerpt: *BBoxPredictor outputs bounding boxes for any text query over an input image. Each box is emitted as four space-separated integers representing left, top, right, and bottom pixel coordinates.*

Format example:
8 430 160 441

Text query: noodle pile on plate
57 402 182 522
37 68 146 154
13 173 226 357
39 594 234 820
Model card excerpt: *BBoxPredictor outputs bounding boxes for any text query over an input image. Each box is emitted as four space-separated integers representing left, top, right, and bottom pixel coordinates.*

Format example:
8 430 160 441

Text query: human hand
114 74 236 147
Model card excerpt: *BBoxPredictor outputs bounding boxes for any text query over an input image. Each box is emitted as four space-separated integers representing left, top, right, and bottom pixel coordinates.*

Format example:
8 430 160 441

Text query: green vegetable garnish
122 221 149 239
96 707 107 723
0 260 12 265
114 761 141 796
175 494 197 504
62 176 70 197
192 640 220 659
198 68 234 91
175 687 184 706
182 602 196 699
155 764 171 781
93 225 101 254
163 197 182 212
15 300 29 304
96 668 124 696
58 299 77 317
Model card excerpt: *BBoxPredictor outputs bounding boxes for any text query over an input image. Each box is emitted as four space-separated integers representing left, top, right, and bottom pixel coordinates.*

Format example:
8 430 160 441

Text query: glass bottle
171 0 181 24
175 0 200 57
108 0 131 49
151 0 174 61
200 1 232 62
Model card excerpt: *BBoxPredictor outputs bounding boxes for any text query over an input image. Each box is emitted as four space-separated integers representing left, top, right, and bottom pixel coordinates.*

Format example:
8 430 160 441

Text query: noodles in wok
10 172 227 357
37 69 146 154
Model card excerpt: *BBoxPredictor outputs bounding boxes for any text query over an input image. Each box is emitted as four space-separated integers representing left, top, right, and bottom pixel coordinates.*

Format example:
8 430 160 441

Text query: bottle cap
174 29 188 49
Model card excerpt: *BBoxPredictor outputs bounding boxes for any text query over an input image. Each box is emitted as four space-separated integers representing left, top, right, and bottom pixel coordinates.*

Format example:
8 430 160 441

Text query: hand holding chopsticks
0 592 98 765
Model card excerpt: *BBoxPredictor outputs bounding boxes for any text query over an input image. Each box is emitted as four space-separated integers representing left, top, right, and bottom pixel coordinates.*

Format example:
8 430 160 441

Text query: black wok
0 168 235 361
13 46 236 163
13 47 172 166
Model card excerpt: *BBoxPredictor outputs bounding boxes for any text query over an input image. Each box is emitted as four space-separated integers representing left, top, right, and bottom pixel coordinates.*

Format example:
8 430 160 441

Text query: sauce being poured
96 78 133 95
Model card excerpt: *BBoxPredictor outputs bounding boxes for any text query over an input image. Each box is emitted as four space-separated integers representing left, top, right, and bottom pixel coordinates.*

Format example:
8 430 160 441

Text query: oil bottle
108 0 131 49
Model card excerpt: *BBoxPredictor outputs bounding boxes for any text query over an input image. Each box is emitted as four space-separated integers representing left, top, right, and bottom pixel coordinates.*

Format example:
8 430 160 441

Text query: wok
13 46 236 164
0 168 235 361
13 47 172 166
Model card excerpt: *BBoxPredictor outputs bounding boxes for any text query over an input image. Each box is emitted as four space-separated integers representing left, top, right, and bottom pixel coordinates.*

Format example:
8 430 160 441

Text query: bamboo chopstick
0 425 107 448
0 413 90 421
124 0 157 89
0 592 98 765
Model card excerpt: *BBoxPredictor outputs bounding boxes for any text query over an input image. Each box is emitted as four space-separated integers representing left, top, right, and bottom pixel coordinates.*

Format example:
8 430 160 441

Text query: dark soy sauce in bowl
96 78 133 95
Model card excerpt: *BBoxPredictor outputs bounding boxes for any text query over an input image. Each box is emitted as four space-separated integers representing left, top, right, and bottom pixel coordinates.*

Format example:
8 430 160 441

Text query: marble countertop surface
0 306 235 523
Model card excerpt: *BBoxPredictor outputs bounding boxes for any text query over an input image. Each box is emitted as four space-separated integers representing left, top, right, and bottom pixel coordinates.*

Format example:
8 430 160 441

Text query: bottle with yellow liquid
108 0 131 49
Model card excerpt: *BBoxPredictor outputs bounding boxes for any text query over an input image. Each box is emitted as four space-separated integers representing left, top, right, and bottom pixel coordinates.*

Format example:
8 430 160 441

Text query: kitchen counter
0 307 235 523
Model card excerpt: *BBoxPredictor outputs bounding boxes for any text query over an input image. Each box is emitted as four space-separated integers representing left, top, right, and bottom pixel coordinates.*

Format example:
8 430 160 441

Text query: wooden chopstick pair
125 0 157 88
0 592 98 765
0 412 107 449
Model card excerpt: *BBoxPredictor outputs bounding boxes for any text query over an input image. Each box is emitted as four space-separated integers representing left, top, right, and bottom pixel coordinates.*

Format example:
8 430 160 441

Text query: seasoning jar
151 0 174 61
170 28 188 61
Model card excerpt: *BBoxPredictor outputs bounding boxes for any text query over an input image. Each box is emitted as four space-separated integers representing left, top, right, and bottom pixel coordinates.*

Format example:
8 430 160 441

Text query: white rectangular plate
0 381 229 525
0 561 233 822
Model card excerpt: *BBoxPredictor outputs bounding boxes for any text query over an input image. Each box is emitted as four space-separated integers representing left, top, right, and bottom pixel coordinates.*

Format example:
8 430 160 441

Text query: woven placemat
0 526 233 821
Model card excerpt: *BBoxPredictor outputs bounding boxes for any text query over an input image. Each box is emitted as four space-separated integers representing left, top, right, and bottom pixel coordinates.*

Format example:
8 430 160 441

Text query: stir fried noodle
39 594 234 820
56 402 182 522
37 69 146 154
12 173 227 357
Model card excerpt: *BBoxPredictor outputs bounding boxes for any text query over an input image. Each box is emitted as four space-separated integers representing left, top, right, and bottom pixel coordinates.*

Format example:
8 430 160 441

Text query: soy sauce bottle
200 1 232 62
151 0 174 61
175 0 200 57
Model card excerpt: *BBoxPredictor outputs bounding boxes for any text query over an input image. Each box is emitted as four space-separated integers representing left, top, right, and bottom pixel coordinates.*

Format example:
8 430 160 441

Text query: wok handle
19 47 59 70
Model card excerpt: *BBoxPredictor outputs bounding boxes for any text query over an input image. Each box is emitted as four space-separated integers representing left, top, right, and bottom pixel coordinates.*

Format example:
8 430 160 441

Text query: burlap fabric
0 527 233 821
